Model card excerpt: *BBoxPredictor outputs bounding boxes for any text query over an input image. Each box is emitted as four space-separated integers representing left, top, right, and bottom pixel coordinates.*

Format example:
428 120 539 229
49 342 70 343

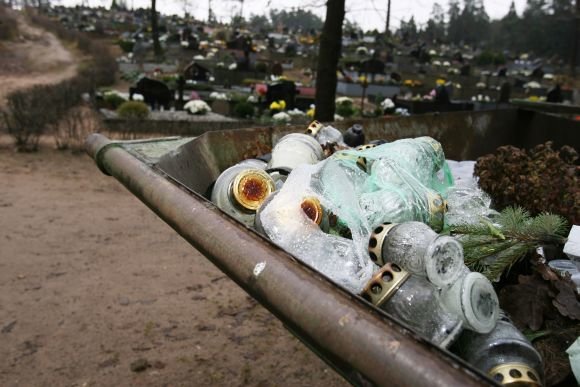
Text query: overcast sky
57 0 528 31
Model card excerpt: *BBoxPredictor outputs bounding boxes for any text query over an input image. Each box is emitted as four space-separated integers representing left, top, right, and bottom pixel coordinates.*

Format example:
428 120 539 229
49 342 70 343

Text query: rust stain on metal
241 140 272 160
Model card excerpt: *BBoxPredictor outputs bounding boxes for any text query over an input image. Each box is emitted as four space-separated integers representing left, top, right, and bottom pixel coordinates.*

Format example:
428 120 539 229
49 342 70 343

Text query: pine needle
451 206 568 281
527 213 568 242
497 207 530 233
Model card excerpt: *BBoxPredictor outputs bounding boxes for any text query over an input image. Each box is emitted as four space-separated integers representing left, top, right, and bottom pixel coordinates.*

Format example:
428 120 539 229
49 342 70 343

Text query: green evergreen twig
450 207 568 281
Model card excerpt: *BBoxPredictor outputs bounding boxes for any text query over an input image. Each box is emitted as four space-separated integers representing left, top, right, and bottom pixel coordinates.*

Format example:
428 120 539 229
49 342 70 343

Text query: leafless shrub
54 105 103 152
1 12 118 151
0 75 94 151
1 85 50 151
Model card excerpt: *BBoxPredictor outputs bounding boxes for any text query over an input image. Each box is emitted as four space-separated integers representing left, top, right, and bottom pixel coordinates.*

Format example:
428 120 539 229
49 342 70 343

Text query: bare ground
0 142 347 386
0 11 78 104
0 12 346 386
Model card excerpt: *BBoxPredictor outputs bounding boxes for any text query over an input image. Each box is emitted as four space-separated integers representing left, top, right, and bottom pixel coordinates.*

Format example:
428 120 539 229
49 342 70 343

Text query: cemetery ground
0 12 345 386
0 137 347 386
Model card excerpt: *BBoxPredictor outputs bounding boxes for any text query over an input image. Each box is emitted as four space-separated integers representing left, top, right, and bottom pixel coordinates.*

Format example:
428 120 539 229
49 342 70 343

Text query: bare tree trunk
386 0 391 35
572 0 579 76
151 0 162 58
314 0 345 122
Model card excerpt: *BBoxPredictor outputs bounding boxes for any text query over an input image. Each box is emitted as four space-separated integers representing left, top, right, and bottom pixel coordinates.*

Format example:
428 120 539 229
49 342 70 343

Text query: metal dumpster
86 108 579 386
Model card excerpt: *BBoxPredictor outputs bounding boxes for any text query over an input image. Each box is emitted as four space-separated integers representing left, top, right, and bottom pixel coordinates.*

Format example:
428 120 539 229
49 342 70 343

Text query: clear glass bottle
211 165 276 227
360 159 448 232
254 190 279 235
451 312 544 386
255 194 329 234
237 158 267 169
361 263 463 348
268 133 324 171
265 167 289 190
316 125 344 146
365 136 447 185
331 150 369 174
368 221 465 288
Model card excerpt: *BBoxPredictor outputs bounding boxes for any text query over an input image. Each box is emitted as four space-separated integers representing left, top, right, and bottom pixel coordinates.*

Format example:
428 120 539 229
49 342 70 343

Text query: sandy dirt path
0 145 347 386
0 11 78 105
0 10 346 386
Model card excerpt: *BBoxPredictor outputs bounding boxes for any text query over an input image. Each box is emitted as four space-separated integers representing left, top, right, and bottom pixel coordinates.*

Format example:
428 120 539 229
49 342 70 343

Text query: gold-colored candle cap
361 262 410 306
231 169 275 211
306 120 323 136
488 363 541 386
300 197 324 225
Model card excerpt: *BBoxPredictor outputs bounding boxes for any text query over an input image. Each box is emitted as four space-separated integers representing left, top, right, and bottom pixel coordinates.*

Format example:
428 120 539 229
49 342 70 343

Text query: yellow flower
270 100 286 111
436 78 446 86
528 95 540 102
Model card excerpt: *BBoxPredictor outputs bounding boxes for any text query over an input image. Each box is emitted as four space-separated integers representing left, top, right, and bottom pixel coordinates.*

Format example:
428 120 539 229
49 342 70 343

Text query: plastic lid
548 259 579 276
461 272 499 334
231 169 275 211
350 124 363 133
424 236 464 288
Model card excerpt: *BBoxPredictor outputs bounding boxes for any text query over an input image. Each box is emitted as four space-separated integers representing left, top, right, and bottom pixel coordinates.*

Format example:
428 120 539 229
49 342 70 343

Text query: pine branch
456 234 501 249
451 206 568 281
449 223 494 237
482 242 533 280
463 240 517 265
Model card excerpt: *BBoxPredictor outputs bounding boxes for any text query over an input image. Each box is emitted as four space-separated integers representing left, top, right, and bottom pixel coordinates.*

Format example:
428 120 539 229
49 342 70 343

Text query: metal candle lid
368 223 398 265
488 363 541 386
355 143 378 151
231 169 275 211
306 120 323 136
301 197 324 225
333 151 368 172
426 192 447 232
361 263 410 306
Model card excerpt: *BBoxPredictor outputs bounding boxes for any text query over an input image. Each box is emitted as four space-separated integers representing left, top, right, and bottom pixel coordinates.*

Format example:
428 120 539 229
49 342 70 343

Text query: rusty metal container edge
85 133 495 387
